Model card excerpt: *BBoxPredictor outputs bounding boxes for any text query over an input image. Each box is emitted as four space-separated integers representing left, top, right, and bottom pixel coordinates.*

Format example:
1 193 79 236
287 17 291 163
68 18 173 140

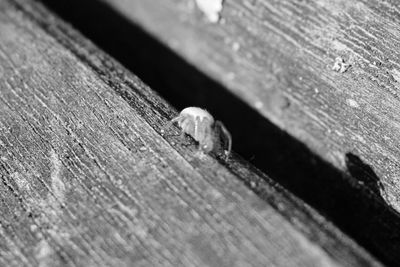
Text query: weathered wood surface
0 0 383 266
63 0 400 264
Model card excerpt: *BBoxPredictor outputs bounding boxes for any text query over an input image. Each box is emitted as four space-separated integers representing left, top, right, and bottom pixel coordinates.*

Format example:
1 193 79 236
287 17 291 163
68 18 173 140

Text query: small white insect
164 107 232 158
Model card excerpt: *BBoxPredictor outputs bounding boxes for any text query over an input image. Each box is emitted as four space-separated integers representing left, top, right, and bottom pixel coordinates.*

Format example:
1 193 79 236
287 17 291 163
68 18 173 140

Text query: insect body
165 107 232 157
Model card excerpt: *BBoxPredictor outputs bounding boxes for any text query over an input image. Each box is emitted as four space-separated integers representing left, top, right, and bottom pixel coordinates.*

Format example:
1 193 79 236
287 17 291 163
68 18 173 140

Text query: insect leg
215 121 232 158
194 116 200 140
179 118 189 138
162 115 182 134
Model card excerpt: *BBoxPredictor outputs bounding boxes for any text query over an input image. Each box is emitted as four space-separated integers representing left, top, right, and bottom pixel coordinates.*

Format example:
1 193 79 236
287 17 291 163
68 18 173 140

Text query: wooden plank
44 0 400 264
0 0 382 266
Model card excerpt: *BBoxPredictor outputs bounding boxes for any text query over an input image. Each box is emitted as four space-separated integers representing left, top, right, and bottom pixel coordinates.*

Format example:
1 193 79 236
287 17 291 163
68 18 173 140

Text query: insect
164 107 232 158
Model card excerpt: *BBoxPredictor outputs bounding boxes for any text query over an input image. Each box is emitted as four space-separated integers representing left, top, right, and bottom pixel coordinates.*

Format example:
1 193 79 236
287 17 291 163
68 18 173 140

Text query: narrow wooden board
0 0 382 266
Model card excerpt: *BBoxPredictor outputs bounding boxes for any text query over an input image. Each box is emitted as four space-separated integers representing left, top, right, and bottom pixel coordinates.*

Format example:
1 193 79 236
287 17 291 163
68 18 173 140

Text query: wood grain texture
83 0 400 263
0 0 382 266
98 0 400 210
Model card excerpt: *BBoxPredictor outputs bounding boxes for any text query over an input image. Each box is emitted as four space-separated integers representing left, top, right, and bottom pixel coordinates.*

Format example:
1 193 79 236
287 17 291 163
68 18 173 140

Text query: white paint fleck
195 0 224 23
139 146 147 152
346 99 360 108
332 57 351 73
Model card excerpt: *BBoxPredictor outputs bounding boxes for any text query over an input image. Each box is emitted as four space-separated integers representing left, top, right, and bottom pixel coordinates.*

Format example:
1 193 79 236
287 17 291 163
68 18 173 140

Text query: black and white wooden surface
0 0 384 266
36 0 400 265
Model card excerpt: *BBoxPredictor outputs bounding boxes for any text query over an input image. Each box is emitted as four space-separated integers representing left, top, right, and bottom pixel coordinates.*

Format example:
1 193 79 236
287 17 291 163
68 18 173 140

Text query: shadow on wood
345 153 383 198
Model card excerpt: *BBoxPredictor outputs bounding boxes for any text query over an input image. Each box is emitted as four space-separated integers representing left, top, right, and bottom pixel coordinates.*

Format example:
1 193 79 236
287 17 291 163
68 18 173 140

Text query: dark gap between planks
37 0 400 265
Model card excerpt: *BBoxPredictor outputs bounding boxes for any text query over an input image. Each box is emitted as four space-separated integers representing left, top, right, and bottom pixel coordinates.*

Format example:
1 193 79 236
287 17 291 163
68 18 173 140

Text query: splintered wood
0 0 382 266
